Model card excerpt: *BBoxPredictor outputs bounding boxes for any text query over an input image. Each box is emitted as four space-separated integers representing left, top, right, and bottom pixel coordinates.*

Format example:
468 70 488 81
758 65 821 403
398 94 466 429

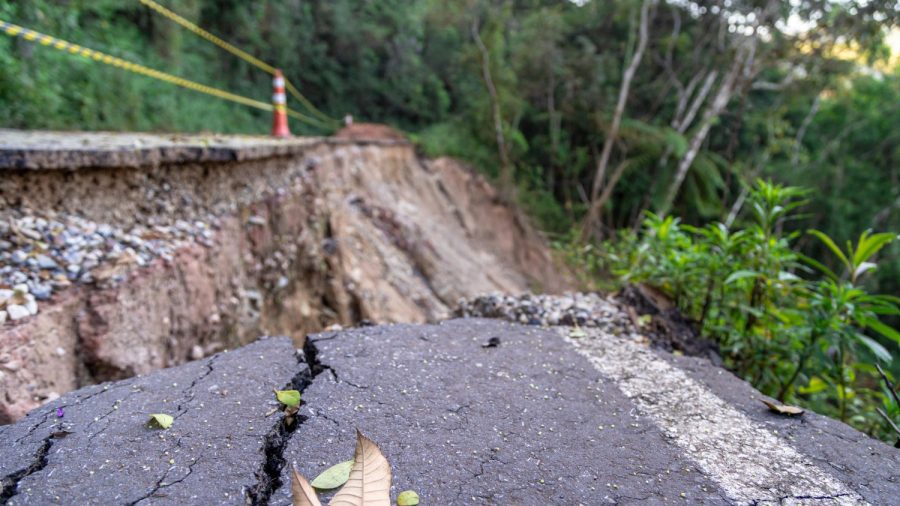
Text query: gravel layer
0 207 216 324
456 292 633 332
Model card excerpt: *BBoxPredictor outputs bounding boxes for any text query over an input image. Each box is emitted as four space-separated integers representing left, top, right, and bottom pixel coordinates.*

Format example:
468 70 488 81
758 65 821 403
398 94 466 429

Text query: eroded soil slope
0 131 568 423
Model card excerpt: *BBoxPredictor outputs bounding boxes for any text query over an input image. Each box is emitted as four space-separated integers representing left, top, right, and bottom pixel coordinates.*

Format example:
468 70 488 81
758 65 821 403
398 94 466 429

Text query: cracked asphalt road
2 319 898 505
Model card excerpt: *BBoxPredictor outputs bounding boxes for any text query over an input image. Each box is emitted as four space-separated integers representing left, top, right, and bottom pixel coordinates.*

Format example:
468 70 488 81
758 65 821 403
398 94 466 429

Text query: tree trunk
791 92 822 166
591 159 631 218
654 69 718 180
472 18 514 201
581 0 656 241
658 40 754 215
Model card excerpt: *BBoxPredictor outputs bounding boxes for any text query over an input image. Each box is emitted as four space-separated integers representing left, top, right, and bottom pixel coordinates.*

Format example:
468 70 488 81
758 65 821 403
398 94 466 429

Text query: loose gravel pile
0 208 216 324
456 292 633 334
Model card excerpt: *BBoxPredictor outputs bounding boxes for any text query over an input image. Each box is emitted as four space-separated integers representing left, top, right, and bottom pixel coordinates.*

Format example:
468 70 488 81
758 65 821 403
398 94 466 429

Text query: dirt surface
333 123 407 141
2 318 895 505
0 130 569 423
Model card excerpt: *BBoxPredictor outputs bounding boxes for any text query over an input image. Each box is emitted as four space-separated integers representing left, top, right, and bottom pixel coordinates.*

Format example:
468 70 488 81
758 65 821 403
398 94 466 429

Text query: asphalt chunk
2 318 893 505
0 336 302 505
273 319 726 505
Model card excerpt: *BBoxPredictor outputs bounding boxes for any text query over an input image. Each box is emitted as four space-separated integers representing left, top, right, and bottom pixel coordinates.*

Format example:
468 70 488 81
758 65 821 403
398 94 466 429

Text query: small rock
18 227 40 240
36 254 59 270
190 345 204 361
0 289 13 305
1 360 21 372
7 304 30 320
97 224 113 237
12 283 29 295
24 294 38 315
31 283 52 300
0 311 6 324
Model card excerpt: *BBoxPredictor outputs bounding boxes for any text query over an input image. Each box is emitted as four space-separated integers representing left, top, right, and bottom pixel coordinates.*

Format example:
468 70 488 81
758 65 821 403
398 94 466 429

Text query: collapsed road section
2 313 896 505
0 129 566 424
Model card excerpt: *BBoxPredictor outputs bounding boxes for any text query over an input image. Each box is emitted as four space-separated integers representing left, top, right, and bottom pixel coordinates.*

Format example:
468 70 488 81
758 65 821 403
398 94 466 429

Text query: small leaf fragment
761 399 804 416
569 329 587 339
148 413 174 429
311 460 353 490
276 389 302 408
292 465 323 506
396 490 419 505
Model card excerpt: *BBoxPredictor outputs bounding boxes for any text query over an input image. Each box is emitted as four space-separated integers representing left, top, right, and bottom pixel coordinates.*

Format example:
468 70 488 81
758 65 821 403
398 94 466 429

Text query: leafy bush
564 180 900 441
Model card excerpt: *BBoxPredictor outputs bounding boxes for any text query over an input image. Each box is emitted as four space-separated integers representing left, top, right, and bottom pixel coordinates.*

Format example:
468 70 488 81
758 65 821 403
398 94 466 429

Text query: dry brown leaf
761 399 804 416
329 430 392 506
292 465 323 506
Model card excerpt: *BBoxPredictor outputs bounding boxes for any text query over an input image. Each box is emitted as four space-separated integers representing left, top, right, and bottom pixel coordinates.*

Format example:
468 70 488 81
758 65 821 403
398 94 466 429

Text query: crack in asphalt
109 354 221 504
12 382 123 445
127 455 204 506
244 336 331 505
2 382 141 503
0 435 54 504
173 354 219 421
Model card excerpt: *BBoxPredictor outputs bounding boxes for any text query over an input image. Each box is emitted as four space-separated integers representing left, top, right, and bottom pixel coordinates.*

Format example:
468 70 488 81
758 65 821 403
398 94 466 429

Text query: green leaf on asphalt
397 490 420 505
275 389 301 408
569 329 587 338
148 413 174 429
310 459 353 490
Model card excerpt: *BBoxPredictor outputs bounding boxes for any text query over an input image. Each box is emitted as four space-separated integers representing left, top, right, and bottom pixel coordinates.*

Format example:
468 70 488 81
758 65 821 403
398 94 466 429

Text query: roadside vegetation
0 0 897 441
558 180 900 441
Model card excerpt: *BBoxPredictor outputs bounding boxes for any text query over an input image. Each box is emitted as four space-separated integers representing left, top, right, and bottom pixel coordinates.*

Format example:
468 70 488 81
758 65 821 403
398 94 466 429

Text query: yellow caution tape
0 19 327 128
138 0 276 74
138 0 339 127
1 19 272 111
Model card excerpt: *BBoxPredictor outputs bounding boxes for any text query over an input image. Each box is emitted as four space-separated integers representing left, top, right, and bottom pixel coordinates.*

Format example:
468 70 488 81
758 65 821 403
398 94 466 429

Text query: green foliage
593 180 900 440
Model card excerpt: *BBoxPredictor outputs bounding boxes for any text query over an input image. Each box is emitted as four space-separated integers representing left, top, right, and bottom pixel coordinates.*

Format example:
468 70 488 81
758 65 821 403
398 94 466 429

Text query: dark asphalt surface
273 319 724 505
0 336 302 505
664 352 900 504
1 319 897 505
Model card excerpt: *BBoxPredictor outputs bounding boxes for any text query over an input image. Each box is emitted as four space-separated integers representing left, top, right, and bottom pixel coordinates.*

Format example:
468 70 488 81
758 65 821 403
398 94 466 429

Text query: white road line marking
561 328 867 505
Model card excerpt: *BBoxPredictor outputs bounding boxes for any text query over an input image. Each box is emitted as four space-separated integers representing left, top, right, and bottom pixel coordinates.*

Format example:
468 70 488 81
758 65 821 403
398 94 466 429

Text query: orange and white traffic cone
271 69 290 137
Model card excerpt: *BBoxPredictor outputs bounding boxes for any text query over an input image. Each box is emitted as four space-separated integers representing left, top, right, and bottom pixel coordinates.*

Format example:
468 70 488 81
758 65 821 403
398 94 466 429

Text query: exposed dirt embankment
0 130 567 423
